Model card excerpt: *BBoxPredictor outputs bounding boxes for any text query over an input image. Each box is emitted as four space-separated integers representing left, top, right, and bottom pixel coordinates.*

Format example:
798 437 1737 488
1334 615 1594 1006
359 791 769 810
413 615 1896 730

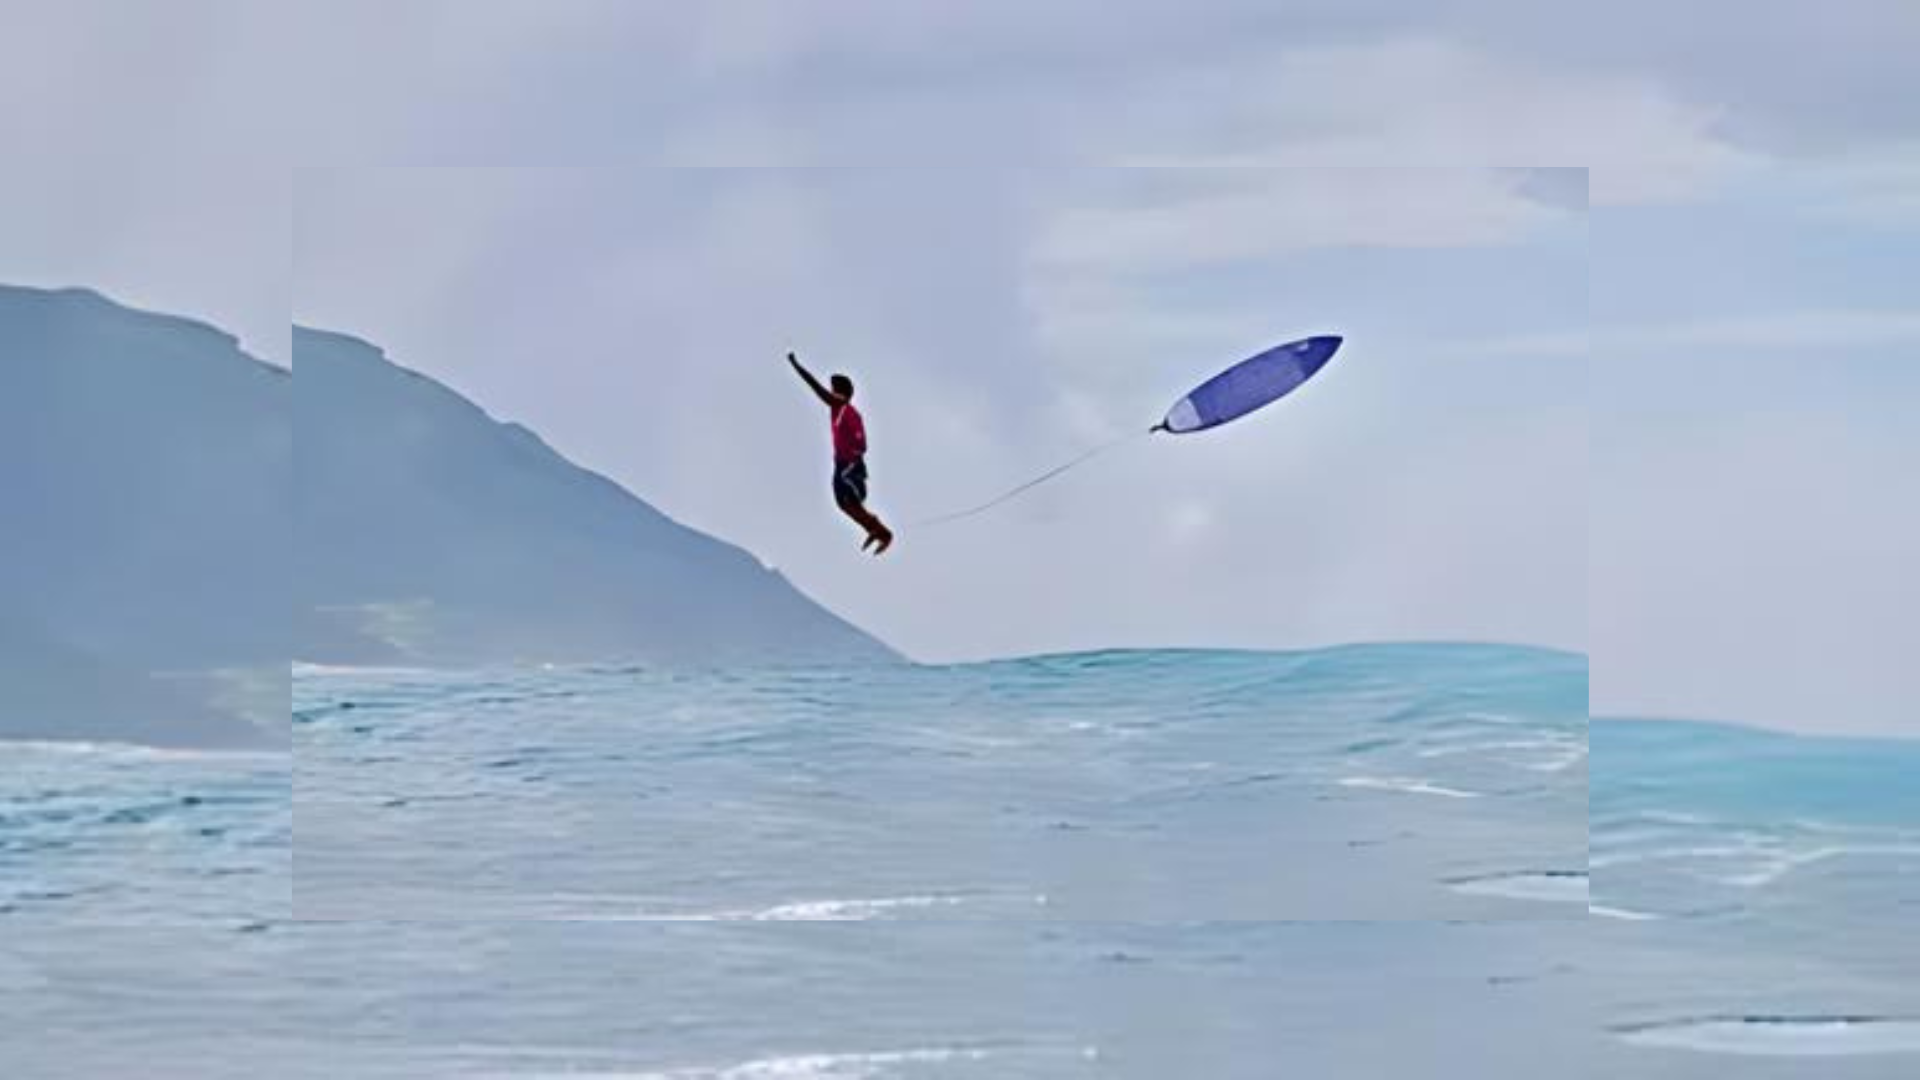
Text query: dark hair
830 373 854 398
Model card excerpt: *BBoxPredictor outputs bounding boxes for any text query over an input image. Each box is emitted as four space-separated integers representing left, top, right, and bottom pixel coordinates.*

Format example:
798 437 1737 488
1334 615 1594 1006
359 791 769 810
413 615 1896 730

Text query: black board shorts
832 458 869 505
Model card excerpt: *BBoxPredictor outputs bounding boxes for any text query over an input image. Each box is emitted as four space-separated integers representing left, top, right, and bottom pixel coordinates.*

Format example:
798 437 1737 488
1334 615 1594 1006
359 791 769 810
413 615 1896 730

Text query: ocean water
5 920 1597 1079
293 645 1588 922
0 741 288 923
13 641 1595 1078
13 645 1911 1075
1591 719 1920 1073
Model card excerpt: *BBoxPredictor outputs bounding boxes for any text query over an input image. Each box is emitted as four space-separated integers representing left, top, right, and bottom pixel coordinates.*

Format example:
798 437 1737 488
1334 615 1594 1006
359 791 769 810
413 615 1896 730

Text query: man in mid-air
788 351 894 555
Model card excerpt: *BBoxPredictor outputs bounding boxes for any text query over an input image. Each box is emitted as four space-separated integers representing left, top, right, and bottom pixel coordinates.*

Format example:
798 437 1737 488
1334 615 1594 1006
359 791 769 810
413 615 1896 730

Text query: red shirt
831 402 867 463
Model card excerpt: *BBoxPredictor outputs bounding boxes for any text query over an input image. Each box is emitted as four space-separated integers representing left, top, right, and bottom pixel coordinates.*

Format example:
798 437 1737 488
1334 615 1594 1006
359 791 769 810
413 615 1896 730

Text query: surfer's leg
832 460 889 549
838 497 881 536
834 496 892 554
859 508 893 555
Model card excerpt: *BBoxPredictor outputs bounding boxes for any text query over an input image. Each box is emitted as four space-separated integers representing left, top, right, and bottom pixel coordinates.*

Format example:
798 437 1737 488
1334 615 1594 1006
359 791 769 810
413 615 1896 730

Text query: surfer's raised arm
787 351 841 408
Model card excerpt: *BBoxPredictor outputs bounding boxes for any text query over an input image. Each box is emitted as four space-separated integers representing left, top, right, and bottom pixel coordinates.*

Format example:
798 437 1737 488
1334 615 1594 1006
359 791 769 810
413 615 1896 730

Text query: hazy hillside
0 285 284 748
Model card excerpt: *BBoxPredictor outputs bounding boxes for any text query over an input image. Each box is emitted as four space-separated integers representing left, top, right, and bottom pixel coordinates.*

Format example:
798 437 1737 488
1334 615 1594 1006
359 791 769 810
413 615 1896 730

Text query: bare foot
871 530 894 556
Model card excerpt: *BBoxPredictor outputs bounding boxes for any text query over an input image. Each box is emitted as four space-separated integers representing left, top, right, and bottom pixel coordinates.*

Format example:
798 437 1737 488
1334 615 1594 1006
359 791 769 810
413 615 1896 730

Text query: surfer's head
830 374 854 400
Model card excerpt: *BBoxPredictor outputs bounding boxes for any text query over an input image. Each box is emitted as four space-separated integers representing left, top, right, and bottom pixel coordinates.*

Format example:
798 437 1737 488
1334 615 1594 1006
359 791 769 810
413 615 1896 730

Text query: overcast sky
1592 173 1920 736
295 167 1586 665
0 164 288 365
7 1 1918 732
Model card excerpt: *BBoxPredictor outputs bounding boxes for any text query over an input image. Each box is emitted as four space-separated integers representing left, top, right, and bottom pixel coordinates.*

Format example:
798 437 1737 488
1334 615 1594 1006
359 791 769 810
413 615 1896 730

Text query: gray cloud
1509 168 1589 212
11 2 1916 174
1463 0 1920 154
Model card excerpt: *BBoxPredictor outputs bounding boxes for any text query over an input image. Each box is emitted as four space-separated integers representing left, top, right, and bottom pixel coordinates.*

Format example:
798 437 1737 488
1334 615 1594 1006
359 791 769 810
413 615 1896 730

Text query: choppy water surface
1592 719 1920 1072
5 920 1601 1079
52 647 1917 1076
0 741 287 923
294 645 1587 922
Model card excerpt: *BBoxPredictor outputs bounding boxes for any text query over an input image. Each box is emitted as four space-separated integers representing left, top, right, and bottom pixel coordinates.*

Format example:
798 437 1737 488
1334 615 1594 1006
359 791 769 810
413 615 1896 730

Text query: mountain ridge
0 284 283 748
